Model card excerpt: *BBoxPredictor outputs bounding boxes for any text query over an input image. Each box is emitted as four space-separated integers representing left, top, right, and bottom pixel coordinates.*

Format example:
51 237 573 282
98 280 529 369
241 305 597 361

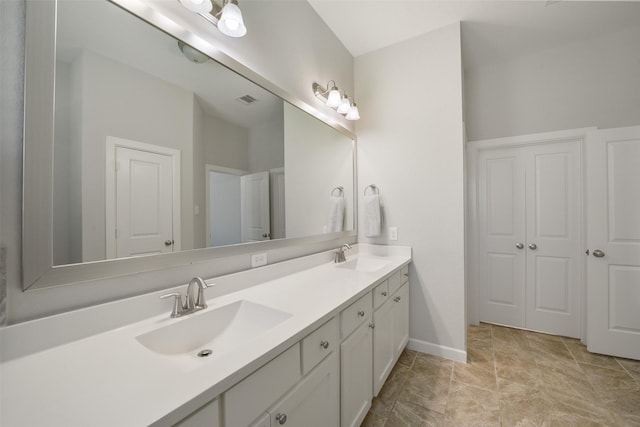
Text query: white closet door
478 148 527 328
586 126 640 359
525 141 581 337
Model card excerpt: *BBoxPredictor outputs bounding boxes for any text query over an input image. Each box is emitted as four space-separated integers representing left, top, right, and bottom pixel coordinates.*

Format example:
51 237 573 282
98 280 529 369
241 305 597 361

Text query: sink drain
197 349 213 358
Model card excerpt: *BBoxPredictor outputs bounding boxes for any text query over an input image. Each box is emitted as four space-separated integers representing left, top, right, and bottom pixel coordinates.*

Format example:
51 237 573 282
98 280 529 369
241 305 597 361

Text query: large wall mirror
23 0 356 290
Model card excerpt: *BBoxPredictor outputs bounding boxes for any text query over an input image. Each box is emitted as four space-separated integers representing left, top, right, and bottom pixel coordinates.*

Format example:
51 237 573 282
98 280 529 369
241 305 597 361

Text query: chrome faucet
334 243 352 263
160 276 210 318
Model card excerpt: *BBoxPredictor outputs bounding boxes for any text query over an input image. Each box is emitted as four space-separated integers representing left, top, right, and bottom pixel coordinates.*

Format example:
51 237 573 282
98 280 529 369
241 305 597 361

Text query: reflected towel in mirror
364 194 382 237
327 196 345 232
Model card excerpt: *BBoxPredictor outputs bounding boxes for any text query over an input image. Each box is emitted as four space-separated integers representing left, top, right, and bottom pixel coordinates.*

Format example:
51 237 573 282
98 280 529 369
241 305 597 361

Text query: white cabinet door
586 126 640 360
478 147 527 327
478 139 582 337
392 283 410 356
373 282 410 397
341 319 373 427
373 297 394 396
268 353 340 427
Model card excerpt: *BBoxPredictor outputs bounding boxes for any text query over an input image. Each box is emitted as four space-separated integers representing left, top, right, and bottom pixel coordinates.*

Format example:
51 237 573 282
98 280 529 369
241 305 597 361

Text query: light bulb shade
179 0 213 13
346 104 360 120
327 88 341 108
336 96 351 114
218 2 247 37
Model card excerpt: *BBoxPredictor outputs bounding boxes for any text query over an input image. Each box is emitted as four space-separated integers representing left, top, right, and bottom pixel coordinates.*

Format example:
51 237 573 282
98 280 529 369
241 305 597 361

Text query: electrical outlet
251 252 267 268
389 227 398 241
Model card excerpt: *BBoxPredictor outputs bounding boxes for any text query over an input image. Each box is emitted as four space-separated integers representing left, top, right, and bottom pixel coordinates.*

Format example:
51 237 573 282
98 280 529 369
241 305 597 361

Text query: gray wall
248 108 284 174
1 0 354 324
355 23 466 358
284 103 355 238
464 25 640 141
203 115 249 171
78 50 196 260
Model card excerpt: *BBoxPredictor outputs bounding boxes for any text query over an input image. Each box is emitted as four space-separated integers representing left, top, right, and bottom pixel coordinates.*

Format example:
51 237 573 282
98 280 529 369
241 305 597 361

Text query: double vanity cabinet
0 245 411 427
176 264 410 427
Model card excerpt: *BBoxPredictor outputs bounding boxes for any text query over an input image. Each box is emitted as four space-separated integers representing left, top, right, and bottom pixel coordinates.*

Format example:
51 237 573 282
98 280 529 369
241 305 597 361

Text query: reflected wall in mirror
50 0 354 268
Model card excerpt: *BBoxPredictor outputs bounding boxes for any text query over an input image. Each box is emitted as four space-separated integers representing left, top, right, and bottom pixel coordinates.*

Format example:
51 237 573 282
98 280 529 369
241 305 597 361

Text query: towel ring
364 184 379 196
331 186 344 197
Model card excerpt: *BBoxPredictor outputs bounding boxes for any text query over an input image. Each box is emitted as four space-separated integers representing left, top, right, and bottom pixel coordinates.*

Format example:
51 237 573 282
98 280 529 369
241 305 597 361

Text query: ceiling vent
236 94 258 105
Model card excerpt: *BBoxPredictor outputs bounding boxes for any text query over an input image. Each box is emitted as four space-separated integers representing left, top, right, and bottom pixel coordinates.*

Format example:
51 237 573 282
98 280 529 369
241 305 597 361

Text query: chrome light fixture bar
313 81 360 121
179 0 247 37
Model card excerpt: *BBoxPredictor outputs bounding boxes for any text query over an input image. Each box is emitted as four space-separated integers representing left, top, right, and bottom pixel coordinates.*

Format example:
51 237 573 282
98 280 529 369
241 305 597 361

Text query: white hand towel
327 196 345 232
364 194 382 237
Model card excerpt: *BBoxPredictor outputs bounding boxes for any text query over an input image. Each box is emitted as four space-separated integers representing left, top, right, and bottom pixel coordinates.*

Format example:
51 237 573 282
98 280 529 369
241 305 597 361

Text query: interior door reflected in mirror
51 0 354 266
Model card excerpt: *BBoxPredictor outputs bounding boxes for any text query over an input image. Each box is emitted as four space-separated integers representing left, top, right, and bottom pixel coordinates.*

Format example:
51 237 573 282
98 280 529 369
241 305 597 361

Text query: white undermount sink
336 257 389 273
136 300 292 356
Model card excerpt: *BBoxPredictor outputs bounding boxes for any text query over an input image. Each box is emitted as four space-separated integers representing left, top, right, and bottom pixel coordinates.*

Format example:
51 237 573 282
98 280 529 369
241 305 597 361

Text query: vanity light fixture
313 81 360 120
345 101 360 121
179 0 213 13
179 0 247 38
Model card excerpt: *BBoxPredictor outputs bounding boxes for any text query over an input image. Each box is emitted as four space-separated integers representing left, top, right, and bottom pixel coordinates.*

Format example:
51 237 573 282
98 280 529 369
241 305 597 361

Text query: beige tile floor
362 323 640 426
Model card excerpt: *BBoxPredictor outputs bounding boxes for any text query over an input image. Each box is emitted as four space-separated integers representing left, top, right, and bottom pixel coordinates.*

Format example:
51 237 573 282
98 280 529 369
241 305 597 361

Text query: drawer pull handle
381 291 388 296
394 296 401 302
357 310 365 317
320 340 329 349
276 413 287 425
369 323 375 329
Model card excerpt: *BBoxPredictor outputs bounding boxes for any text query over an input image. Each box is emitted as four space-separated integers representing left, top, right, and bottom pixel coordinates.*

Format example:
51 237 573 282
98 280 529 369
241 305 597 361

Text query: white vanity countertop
0 244 411 427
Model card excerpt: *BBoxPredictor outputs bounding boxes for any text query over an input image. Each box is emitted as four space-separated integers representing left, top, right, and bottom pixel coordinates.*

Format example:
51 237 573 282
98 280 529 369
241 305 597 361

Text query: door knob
262 233 271 238
516 243 524 250
528 243 537 250
592 249 605 258
275 413 287 425
164 240 173 246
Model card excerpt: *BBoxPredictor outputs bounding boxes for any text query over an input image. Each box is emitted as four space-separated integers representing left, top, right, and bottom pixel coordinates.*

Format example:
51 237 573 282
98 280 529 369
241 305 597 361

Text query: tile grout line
383 349 417 426
489 323 505 427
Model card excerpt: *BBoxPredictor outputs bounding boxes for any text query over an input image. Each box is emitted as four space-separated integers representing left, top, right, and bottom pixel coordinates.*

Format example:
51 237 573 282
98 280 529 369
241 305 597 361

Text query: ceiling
307 1 640 70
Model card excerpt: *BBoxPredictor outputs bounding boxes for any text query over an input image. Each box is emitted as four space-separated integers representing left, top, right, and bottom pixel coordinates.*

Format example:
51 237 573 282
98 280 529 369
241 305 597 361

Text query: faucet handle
160 292 184 318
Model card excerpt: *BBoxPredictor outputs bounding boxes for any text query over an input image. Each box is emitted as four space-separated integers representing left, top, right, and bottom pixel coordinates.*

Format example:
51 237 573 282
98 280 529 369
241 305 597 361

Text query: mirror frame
22 0 357 291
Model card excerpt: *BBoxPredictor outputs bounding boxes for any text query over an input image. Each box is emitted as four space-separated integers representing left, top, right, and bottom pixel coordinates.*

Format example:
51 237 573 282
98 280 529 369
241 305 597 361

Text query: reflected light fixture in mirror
313 81 360 120
177 41 210 63
179 0 247 37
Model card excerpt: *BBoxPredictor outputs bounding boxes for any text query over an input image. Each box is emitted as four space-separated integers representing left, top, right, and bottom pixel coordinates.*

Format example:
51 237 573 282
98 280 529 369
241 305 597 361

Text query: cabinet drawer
174 397 220 427
388 270 403 295
401 265 409 284
224 343 301 427
302 317 338 375
341 292 372 339
372 280 389 310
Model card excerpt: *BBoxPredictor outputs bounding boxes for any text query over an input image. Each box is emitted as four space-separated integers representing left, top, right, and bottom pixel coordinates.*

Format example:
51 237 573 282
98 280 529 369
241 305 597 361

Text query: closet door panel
587 126 640 359
478 149 526 328
525 141 581 338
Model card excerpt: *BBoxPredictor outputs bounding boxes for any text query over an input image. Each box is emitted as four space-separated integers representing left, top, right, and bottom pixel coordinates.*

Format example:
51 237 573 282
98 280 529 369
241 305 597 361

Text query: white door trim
204 164 247 247
106 136 181 259
467 127 593 340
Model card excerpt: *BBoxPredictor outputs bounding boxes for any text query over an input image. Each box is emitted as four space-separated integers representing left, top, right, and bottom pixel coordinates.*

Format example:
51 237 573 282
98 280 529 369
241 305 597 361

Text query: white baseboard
407 338 467 363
